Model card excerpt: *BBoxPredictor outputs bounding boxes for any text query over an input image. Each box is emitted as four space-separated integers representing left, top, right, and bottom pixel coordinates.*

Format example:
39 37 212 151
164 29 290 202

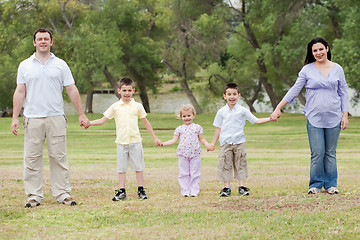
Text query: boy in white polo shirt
89 78 162 201
208 83 271 197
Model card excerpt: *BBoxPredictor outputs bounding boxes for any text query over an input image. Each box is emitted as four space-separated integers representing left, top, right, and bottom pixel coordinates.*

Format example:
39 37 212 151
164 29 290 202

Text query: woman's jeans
306 121 341 190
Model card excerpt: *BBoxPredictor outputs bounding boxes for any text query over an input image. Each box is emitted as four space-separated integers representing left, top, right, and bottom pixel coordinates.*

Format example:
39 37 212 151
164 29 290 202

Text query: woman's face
312 42 329 63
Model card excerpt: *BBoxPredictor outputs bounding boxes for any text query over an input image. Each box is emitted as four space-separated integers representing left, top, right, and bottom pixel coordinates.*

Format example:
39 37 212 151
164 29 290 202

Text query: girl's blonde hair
179 104 196 117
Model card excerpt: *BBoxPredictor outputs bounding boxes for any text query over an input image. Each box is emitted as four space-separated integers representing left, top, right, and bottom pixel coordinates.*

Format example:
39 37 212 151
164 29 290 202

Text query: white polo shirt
213 104 258 146
17 53 75 118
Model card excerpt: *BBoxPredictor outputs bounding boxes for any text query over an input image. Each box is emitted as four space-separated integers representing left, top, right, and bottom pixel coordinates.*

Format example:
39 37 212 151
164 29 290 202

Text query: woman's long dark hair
304 37 331 65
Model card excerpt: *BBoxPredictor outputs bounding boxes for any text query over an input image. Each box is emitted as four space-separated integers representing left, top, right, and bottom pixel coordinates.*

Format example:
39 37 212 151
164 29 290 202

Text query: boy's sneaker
326 187 339 194
112 189 127 201
138 188 148 200
25 199 40 208
220 187 231 197
239 186 250 196
62 197 77 206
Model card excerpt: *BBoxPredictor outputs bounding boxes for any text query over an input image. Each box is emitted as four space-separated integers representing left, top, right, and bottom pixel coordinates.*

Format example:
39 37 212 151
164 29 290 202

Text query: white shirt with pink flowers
174 123 203 158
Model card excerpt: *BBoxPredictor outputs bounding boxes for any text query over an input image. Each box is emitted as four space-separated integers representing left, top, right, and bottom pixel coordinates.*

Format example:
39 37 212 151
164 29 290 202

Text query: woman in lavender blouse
270 37 349 195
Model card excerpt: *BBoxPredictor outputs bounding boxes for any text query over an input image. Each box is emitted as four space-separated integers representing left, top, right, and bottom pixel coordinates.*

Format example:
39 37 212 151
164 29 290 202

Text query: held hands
79 114 90 129
80 120 90 129
154 137 163 147
270 109 281 122
206 143 215 152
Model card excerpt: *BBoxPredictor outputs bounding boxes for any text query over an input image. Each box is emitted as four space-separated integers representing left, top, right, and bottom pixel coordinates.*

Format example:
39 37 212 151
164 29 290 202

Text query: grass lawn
1 113 359 239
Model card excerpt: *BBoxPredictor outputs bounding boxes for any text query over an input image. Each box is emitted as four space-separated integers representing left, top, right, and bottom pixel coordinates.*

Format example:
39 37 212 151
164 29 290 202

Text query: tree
36 0 101 113
221 0 316 110
207 0 341 112
0 0 39 114
1 0 358 115
332 0 360 103
72 0 164 112
161 0 226 114
207 46 262 112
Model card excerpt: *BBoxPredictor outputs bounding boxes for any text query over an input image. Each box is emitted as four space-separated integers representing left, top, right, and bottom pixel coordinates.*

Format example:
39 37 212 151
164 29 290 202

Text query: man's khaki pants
23 115 72 203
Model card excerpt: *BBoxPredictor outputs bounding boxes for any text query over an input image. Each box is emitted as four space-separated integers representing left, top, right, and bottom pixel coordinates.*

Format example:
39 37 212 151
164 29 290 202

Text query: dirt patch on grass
210 194 360 212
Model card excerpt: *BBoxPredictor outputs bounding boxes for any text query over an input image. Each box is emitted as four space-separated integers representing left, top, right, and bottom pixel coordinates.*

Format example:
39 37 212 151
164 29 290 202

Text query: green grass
1 113 359 239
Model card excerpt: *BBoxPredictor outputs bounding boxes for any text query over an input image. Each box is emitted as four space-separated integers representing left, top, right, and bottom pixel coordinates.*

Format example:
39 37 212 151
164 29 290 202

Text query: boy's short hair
33 28 53 41
224 82 239 94
119 77 134 88
179 104 196 117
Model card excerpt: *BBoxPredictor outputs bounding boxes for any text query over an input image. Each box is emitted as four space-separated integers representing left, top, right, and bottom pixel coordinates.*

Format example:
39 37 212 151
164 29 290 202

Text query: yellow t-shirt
103 99 147 144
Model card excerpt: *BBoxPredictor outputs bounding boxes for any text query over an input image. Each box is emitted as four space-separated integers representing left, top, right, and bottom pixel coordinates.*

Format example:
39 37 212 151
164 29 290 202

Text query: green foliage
0 0 39 111
170 85 181 92
204 0 360 112
0 55 17 109
332 0 360 103
70 9 125 92
271 3 333 96
192 12 227 65
71 0 164 96
0 0 359 114
162 0 226 73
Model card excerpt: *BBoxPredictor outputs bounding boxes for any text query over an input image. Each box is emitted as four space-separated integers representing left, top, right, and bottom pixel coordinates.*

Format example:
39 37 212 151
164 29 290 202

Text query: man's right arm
11 84 26 136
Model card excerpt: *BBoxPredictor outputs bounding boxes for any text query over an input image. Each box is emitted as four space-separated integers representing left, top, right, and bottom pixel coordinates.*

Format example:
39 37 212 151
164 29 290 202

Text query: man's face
33 32 53 53
118 85 135 102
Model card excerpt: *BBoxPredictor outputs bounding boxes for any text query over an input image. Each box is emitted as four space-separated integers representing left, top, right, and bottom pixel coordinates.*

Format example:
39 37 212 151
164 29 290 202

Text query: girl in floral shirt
161 104 211 197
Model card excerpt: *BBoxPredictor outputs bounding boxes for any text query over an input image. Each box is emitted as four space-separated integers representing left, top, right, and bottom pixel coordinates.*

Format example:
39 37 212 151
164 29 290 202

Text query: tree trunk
85 90 94 113
103 67 121 99
161 60 203 114
296 92 306 106
180 27 202 114
273 58 307 106
244 100 256 112
283 78 306 106
139 92 150 113
243 80 262 113
126 64 151 113
239 3 279 109
134 76 151 113
256 55 279 109
181 56 202 114
181 78 202 114
327 4 342 38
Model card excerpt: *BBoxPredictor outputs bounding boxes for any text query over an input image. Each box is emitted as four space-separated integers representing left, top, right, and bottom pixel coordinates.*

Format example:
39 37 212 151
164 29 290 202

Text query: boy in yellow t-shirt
89 78 162 201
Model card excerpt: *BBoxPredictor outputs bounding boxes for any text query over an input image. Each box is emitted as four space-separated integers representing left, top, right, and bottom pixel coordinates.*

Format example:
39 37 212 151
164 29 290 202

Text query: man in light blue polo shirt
11 28 90 208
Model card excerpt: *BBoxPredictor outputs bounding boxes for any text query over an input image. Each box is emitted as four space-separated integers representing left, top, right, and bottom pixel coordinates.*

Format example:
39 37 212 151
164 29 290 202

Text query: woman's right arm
270 67 308 121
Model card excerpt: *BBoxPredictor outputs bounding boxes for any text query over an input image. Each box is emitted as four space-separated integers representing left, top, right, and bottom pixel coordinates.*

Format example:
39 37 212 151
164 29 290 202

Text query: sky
227 0 241 8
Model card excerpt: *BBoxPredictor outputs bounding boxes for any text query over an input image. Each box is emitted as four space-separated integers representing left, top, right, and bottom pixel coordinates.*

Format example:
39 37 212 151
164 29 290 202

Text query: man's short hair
33 28 53 41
